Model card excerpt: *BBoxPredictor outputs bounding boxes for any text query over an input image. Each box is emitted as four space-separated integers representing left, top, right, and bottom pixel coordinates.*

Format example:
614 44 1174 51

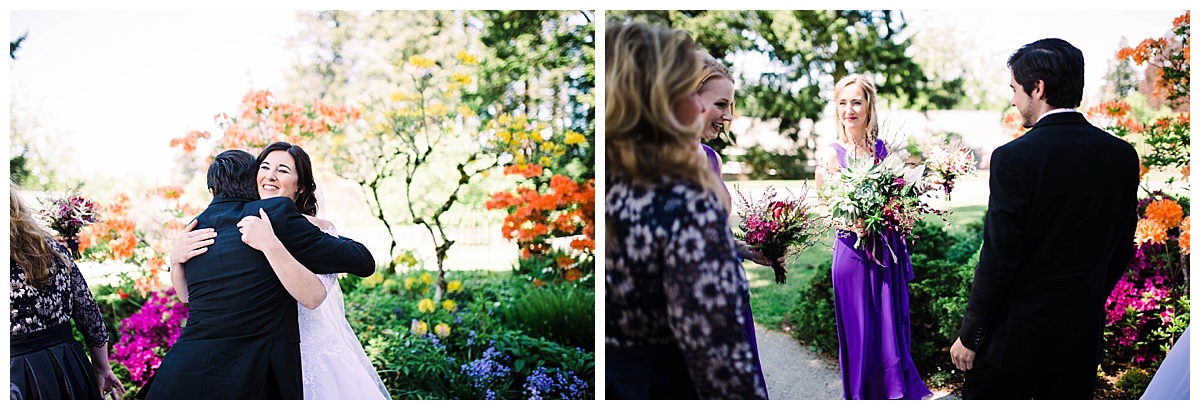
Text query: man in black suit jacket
146 150 375 399
950 38 1139 399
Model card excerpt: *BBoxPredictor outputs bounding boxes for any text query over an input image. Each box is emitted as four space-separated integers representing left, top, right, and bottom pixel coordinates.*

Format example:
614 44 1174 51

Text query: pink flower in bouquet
38 191 100 239
733 185 828 284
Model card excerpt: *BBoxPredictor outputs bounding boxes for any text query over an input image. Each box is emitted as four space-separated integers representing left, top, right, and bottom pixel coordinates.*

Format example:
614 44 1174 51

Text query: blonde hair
605 22 728 208
10 185 67 288
832 74 880 143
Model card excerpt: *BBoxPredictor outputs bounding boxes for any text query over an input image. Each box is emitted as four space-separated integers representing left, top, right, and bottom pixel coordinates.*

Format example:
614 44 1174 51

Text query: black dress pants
963 359 1096 400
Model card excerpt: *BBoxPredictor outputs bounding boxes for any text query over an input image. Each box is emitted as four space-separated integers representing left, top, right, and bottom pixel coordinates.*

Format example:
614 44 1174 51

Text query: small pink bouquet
923 140 977 200
39 190 100 255
733 184 828 284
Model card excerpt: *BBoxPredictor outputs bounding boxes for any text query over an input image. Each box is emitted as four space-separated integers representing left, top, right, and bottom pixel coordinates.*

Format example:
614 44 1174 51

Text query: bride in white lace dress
172 142 389 399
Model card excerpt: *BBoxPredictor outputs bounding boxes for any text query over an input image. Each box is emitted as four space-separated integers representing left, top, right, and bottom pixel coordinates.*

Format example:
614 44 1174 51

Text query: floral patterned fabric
10 238 109 347
605 175 767 399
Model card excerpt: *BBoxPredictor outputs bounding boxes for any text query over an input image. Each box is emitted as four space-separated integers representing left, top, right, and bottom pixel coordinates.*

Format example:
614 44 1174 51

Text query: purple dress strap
830 139 888 169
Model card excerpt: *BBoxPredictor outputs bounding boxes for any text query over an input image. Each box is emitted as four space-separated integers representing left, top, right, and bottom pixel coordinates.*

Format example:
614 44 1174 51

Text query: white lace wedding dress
299 273 391 400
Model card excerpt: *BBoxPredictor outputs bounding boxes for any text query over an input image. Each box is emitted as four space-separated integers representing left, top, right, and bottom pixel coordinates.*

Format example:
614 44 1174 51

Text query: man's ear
1032 80 1046 102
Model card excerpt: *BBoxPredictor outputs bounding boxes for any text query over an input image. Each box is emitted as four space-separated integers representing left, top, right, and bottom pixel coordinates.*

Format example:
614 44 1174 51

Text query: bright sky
8 10 303 185
5 6 1191 186
905 9 1186 105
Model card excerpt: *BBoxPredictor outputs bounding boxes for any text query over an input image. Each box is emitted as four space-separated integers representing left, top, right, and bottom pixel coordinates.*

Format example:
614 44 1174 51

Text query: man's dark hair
1008 38 1085 109
207 150 259 200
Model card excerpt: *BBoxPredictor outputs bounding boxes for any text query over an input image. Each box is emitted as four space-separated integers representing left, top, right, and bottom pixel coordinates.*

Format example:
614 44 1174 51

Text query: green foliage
500 282 595 352
1115 367 1154 399
787 216 984 386
906 217 982 385
739 145 812 180
344 271 594 399
787 259 839 354
608 10 964 146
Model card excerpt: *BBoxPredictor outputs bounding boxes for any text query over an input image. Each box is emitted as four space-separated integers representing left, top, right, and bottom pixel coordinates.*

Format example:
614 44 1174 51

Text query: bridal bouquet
39 190 100 256
923 140 977 200
820 151 945 265
732 184 828 284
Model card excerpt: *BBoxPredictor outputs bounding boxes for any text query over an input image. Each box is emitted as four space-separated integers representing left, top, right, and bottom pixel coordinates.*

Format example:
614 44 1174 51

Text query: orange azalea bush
1097 11 1190 382
170 89 360 157
486 164 595 285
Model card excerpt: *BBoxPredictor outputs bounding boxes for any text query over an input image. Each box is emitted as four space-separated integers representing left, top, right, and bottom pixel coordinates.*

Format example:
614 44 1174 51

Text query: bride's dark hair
256 141 318 216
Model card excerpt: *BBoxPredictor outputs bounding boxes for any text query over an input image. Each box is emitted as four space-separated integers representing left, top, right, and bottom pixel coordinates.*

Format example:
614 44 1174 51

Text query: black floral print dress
605 175 767 399
10 238 109 399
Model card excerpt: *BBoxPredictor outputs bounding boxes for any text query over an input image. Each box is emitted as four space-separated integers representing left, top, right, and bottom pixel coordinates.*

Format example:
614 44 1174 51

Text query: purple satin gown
829 140 931 400
702 143 769 398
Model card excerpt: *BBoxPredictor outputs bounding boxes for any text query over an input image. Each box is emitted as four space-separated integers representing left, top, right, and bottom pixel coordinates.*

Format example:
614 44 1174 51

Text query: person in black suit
949 38 1139 399
144 150 375 400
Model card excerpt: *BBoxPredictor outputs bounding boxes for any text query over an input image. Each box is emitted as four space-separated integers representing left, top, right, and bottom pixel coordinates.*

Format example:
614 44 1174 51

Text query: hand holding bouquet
923 140 977 200
733 184 827 284
820 151 946 265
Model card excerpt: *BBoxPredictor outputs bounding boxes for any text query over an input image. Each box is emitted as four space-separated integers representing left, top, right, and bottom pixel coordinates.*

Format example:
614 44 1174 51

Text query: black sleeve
959 147 1027 350
256 197 376 277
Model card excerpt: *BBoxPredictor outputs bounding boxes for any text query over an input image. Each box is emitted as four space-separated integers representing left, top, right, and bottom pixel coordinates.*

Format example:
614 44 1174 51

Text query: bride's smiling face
837 83 869 133
257 150 301 200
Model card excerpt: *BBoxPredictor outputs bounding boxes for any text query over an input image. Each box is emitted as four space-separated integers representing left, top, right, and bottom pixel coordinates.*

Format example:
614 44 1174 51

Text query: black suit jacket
958 111 1138 373
145 196 375 399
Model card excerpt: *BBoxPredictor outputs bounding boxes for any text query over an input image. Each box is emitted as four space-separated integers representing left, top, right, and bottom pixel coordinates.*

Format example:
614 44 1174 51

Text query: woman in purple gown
813 74 931 400
694 51 771 396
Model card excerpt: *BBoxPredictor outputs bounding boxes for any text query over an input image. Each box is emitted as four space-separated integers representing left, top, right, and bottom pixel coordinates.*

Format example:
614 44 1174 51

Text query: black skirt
10 322 102 400
606 345 699 400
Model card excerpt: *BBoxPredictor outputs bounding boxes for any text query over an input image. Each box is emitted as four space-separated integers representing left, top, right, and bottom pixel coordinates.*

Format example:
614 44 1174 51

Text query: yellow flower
411 320 428 335
541 141 557 152
452 73 472 85
447 280 463 293
404 277 416 290
408 55 435 69
418 298 436 313
434 323 451 338
539 157 553 167
564 131 586 145
420 272 434 285
457 106 475 118
442 299 457 312
456 50 478 65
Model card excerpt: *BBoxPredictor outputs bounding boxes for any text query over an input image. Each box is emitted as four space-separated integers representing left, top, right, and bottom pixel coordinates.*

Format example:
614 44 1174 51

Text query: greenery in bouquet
732 184 827 284
820 151 947 266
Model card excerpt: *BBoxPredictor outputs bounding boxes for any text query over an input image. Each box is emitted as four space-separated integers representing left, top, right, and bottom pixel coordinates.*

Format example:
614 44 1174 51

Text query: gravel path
755 324 958 400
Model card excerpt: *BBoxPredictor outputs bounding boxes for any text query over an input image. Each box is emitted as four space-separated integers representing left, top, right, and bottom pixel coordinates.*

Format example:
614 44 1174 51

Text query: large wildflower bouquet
923 140 977 200
820 151 945 266
732 184 827 284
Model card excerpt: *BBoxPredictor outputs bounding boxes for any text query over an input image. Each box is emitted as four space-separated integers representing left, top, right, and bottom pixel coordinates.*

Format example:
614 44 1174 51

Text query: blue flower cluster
461 345 511 397
523 366 590 400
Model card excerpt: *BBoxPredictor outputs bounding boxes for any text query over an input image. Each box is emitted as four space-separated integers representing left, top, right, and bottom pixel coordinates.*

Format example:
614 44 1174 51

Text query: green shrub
343 272 594 399
1115 367 1154 399
907 217 983 386
740 145 812 180
500 282 595 352
787 259 839 355
787 216 984 387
